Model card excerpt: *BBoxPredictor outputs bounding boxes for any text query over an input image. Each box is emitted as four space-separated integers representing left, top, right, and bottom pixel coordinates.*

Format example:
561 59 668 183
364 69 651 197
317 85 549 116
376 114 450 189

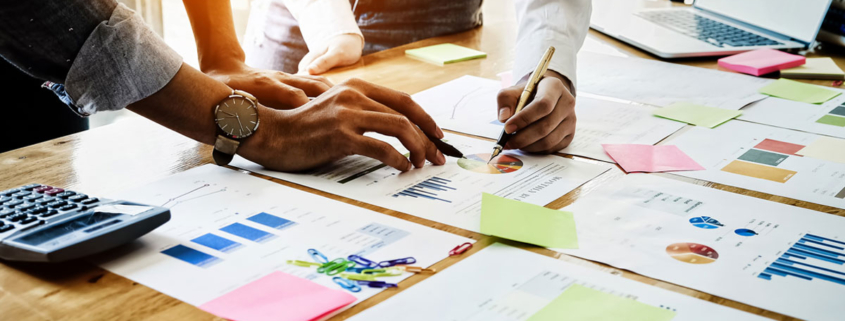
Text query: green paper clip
286 260 322 268
317 258 346 274
362 267 403 277
326 260 357 276
338 272 377 281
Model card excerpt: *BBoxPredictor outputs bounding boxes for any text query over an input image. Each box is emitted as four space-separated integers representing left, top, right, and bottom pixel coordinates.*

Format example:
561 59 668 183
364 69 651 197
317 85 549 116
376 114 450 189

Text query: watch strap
212 135 240 166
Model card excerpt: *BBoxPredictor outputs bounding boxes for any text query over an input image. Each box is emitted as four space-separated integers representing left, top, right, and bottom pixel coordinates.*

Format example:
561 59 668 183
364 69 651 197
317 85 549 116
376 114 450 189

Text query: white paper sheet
558 174 845 321
347 243 767 321
665 121 845 209
577 53 770 110
231 133 611 233
96 165 470 307
739 93 845 139
412 76 686 162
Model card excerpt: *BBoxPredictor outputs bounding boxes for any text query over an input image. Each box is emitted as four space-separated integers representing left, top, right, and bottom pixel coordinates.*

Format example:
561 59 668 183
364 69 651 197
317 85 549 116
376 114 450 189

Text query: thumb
297 48 326 74
307 48 344 75
496 86 522 122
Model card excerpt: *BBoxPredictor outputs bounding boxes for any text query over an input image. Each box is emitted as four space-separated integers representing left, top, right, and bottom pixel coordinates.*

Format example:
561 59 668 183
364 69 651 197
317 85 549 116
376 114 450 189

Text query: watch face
214 95 259 139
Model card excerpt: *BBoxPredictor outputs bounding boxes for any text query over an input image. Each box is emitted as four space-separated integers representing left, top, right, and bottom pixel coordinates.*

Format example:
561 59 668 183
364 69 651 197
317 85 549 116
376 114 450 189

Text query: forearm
182 0 245 72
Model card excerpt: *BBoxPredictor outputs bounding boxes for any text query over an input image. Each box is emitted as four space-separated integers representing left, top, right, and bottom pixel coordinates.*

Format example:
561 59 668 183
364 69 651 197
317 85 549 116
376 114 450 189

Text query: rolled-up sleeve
0 1 182 115
513 0 591 88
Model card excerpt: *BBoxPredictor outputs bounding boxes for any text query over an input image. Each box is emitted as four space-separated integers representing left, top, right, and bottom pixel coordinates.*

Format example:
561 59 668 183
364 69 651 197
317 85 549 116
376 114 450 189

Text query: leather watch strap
212 135 240 165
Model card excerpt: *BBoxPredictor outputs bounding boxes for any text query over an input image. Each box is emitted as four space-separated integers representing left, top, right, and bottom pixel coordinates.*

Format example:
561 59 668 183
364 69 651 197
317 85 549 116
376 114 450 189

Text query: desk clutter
28 44 845 321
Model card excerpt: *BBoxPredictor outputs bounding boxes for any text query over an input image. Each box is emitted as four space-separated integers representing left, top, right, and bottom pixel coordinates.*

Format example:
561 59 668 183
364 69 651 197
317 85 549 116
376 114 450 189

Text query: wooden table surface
2 0 843 320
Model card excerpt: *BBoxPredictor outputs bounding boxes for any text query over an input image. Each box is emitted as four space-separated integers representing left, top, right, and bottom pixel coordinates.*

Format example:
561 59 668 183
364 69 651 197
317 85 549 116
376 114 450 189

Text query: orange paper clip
449 242 473 256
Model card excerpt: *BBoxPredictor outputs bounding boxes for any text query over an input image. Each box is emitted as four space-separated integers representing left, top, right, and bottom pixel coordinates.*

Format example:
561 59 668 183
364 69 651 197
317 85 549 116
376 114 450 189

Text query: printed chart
666 242 719 264
457 154 523 174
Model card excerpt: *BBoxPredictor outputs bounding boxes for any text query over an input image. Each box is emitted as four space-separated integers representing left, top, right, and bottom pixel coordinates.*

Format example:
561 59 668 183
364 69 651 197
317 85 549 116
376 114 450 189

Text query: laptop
590 0 832 58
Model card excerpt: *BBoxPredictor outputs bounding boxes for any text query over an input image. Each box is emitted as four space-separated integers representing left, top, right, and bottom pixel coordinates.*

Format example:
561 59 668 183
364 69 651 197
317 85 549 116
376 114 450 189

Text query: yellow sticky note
758 78 841 104
654 102 742 128
527 284 676 321
480 193 578 249
781 58 845 80
405 44 487 65
796 136 845 164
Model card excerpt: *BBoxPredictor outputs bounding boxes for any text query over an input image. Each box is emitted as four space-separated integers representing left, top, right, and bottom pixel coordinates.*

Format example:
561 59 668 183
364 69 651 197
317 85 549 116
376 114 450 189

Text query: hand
496 71 576 153
205 60 333 109
298 34 364 75
238 78 446 172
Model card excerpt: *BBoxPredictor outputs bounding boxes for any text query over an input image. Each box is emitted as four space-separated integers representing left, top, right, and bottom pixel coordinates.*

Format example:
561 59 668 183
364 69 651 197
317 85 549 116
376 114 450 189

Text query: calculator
0 184 170 262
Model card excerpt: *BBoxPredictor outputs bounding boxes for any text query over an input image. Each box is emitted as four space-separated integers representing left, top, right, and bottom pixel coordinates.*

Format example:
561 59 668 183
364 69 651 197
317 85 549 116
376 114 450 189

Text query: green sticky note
405 44 487 65
480 193 578 248
527 284 676 321
758 78 841 104
654 102 742 128
817 114 845 127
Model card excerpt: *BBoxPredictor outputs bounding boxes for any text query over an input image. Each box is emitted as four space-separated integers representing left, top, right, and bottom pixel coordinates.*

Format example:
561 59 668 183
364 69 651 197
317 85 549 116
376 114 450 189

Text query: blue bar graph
161 244 220 268
247 212 296 230
220 223 275 243
758 233 845 287
392 177 456 203
191 233 241 253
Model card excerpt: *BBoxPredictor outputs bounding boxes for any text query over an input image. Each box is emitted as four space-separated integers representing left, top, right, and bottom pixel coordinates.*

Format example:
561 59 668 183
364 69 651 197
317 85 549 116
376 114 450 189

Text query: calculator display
15 212 120 246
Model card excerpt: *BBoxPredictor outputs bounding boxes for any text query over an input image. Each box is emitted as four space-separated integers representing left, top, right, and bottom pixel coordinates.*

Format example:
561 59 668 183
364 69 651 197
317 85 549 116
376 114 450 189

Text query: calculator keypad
0 184 102 236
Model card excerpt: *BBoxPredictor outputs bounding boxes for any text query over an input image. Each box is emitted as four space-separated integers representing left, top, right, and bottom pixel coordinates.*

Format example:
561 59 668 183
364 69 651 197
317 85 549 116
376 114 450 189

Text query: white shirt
281 0 591 86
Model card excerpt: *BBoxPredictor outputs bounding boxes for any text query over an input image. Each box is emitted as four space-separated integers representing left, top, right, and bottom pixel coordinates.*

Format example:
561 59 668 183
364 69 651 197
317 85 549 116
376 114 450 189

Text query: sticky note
817 114 845 127
796 136 845 164
758 78 841 104
405 44 487 65
781 57 845 80
480 193 578 249
718 49 805 76
199 271 356 321
527 284 676 321
602 144 705 173
654 102 742 128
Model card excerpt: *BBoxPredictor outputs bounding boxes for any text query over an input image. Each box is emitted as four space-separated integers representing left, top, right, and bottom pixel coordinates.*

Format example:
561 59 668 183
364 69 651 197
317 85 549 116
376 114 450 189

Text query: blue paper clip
308 248 329 264
377 257 417 267
333 277 362 293
357 280 398 288
348 254 378 267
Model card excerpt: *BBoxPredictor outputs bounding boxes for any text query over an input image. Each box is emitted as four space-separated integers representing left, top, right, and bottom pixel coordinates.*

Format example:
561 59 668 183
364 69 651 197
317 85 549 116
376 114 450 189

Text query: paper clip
328 260 357 276
361 267 403 277
399 266 437 274
449 242 473 256
357 280 398 288
338 272 377 281
377 257 417 267
333 277 362 293
347 254 378 267
345 266 370 273
308 248 329 264
286 260 322 268
317 258 346 274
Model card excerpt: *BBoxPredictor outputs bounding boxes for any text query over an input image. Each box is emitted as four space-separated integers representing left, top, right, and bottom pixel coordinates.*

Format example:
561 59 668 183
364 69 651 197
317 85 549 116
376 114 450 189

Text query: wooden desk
1 0 842 320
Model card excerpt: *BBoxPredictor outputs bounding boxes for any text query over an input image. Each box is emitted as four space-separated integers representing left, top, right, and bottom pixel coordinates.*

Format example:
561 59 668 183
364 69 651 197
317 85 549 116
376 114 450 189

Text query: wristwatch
212 90 260 166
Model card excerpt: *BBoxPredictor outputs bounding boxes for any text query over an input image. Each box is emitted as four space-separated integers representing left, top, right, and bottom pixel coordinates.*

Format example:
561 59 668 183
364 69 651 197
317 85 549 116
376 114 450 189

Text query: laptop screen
696 0 831 44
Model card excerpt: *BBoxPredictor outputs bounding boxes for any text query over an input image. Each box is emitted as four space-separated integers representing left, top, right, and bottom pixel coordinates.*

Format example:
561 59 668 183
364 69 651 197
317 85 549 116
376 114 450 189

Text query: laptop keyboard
638 10 783 48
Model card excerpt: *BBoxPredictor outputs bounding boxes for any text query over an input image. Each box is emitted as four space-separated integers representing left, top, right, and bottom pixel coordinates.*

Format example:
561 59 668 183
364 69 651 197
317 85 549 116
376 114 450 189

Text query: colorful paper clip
377 257 417 267
333 277 362 293
399 266 437 274
286 260 322 268
308 248 329 264
357 280 398 288
345 266 370 273
347 254 378 268
338 272 377 281
449 242 473 256
361 267 403 277
317 258 346 274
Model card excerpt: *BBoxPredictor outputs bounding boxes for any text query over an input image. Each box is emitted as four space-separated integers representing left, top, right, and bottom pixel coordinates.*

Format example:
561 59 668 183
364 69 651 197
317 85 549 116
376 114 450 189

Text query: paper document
559 174 845 321
577 52 770 110
96 165 470 314
346 243 768 321
665 121 845 209
480 193 578 248
654 102 742 128
602 144 704 173
412 75 686 162
739 93 845 139
231 133 611 233
758 78 841 104
527 284 675 321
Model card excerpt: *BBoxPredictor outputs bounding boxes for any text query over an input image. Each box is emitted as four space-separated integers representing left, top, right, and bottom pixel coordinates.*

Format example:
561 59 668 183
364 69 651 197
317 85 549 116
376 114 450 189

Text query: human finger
520 114 577 153
353 135 413 171
503 77 565 134
496 86 522 122
341 78 444 139
355 111 429 168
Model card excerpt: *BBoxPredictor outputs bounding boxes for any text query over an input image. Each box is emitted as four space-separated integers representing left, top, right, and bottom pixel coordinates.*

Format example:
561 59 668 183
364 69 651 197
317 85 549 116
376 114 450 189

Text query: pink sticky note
199 271 356 321
718 49 805 76
602 144 705 173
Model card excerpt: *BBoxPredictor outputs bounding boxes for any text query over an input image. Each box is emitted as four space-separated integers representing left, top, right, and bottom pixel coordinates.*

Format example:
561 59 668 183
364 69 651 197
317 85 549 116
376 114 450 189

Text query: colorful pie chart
666 242 719 264
458 153 523 174
735 228 758 237
689 216 724 229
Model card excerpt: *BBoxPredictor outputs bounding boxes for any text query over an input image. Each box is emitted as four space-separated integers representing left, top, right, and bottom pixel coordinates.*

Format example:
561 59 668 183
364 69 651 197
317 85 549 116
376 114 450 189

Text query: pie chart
666 242 719 264
689 216 724 229
458 153 523 174
735 228 758 237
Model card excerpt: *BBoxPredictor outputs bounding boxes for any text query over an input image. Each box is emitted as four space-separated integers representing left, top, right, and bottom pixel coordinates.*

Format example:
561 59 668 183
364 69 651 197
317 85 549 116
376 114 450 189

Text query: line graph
160 183 228 208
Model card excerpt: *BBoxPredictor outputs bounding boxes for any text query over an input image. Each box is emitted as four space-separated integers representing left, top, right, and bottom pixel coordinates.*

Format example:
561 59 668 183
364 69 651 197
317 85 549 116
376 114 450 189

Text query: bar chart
758 234 845 286
393 177 457 203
